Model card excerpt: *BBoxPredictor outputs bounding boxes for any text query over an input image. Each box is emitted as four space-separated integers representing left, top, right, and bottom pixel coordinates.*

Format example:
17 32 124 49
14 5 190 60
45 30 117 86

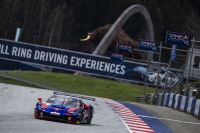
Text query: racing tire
34 110 40 119
85 111 93 124
85 116 92 124
34 110 44 119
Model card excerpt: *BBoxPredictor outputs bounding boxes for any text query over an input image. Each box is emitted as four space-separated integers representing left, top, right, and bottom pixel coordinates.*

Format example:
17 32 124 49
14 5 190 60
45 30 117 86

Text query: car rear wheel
86 116 92 124
85 112 93 124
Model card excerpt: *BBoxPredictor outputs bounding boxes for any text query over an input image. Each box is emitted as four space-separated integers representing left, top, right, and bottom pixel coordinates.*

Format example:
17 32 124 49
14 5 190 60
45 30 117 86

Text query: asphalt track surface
1 83 200 133
0 83 128 133
131 102 200 133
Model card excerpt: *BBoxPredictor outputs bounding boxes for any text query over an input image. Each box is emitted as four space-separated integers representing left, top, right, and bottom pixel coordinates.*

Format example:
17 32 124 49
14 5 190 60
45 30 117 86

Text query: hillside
0 0 199 53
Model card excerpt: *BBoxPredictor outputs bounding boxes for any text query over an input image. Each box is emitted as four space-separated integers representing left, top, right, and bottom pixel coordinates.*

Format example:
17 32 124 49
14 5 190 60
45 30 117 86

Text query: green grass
0 71 156 101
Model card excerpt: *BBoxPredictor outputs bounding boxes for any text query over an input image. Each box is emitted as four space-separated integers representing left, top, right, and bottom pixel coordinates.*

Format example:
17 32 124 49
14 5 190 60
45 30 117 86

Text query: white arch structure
92 4 154 56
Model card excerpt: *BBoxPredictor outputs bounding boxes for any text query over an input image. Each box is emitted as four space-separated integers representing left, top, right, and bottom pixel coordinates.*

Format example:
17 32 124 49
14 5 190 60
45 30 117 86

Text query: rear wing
53 91 96 102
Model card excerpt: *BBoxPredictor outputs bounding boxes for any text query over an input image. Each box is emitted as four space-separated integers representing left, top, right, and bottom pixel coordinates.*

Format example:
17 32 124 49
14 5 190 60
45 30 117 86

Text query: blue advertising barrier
165 31 192 46
138 40 158 52
0 38 147 82
170 45 177 61
117 44 133 54
158 93 200 118
110 53 124 62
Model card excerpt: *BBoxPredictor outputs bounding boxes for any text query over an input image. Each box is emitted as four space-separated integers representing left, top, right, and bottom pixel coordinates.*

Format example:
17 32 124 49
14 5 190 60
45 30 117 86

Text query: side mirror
84 104 90 109
38 97 42 103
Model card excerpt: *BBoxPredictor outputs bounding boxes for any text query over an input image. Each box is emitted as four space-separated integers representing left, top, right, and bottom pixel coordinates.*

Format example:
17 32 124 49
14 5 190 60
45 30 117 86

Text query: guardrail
156 93 200 118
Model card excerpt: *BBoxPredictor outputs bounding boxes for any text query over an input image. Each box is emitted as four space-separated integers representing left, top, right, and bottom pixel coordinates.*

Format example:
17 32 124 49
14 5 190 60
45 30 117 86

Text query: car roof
53 94 81 101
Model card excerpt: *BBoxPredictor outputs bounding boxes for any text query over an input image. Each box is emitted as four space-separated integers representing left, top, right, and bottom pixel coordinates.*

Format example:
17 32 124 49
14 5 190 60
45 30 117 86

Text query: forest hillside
0 0 199 53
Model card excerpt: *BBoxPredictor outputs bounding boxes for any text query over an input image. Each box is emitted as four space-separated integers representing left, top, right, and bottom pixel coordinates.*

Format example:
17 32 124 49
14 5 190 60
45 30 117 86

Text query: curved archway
92 4 154 56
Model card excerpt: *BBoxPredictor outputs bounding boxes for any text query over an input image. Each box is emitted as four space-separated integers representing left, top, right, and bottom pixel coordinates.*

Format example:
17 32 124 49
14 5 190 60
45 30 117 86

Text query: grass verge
0 71 156 102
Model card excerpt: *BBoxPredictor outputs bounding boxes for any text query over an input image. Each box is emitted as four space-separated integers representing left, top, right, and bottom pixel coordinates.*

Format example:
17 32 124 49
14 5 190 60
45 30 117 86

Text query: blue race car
34 92 95 124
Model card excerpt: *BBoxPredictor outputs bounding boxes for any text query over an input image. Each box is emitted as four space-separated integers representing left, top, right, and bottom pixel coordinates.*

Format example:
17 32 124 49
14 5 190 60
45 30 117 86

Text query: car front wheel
34 110 40 119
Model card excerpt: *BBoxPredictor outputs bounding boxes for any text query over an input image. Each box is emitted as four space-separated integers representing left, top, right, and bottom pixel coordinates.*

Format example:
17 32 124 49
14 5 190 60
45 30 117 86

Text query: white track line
138 115 200 125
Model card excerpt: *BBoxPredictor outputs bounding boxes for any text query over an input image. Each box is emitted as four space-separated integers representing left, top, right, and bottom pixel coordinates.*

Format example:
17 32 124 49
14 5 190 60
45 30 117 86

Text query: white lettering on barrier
11 47 32 59
110 64 115 73
70 56 76 66
69 56 126 75
1 41 126 76
90 60 96 69
96 61 100 70
40 51 45 61
75 57 81 66
115 64 120 74
0 40 131 80
0 44 9 55
34 50 40 60
120 66 125 75
104 62 110 72
11 47 18 56
80 58 86 67
85 59 91 69
63 56 68 64
34 50 68 64
49 52 55 61
99 61 104 71
57 54 63 64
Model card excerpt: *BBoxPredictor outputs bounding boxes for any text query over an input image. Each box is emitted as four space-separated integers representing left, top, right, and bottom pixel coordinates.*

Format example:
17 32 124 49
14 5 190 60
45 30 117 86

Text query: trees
0 0 199 52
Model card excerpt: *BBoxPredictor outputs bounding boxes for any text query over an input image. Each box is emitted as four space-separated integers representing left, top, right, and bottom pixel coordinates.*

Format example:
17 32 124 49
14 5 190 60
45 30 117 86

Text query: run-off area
0 83 128 133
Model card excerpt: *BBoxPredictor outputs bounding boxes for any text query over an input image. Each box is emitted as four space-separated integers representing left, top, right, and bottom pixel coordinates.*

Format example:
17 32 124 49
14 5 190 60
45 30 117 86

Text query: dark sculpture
80 24 142 60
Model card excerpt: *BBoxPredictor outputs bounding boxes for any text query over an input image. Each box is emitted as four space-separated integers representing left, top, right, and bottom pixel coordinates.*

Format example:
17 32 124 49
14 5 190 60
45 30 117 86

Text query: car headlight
68 110 75 114
39 105 46 111
69 109 81 116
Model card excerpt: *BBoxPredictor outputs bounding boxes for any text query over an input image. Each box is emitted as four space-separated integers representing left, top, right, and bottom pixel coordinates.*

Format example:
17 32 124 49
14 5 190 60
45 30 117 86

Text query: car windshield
46 95 58 103
63 98 80 108
46 95 65 105
46 95 80 107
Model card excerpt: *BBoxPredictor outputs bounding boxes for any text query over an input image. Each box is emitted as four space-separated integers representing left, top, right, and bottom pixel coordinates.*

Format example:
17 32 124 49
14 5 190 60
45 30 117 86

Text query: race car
34 92 95 124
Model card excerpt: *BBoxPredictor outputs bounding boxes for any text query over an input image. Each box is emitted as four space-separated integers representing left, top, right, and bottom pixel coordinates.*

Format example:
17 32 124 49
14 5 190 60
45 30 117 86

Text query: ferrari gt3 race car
34 92 95 124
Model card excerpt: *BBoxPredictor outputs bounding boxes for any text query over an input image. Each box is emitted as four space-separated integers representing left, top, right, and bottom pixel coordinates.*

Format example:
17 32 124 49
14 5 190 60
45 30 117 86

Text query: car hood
42 102 78 113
